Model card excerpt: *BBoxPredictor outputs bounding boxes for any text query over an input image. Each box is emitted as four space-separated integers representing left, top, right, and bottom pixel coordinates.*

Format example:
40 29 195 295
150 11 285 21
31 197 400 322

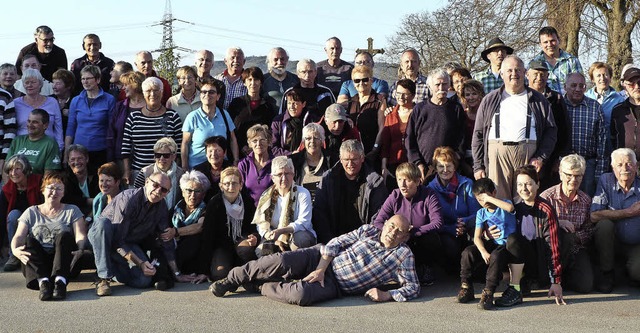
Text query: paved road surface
1 267 638 333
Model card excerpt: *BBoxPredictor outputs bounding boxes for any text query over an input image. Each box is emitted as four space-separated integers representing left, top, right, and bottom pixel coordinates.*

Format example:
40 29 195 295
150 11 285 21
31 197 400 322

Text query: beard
271 67 286 75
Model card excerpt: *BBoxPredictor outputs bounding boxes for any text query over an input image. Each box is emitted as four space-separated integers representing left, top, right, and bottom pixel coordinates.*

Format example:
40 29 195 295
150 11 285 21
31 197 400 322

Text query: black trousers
460 240 509 292
227 244 340 306
22 231 75 290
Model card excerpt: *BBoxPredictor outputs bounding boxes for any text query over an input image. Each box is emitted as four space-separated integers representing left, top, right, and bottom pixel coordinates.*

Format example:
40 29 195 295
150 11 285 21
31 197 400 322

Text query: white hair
611 148 637 165
271 156 294 174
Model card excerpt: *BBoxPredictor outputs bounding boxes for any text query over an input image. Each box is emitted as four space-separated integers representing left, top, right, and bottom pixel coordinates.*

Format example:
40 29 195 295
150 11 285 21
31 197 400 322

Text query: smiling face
27 113 47 137
199 83 220 107
400 51 420 79
380 216 412 248
143 84 162 107
83 37 101 58
36 32 55 54
516 173 539 204
463 87 481 110
539 33 560 58
219 174 242 200
303 132 322 155
612 153 637 185
177 72 196 92
224 49 245 76
592 67 611 92
249 133 269 156
435 159 455 184
286 98 305 118
145 174 171 203
98 173 120 197
195 50 213 76
526 68 549 92
500 57 525 93
244 76 261 96
8 164 27 186
340 151 364 180
0 68 17 88
268 49 288 75
565 74 586 105
559 166 583 194
396 85 414 108
206 143 225 169
68 150 88 176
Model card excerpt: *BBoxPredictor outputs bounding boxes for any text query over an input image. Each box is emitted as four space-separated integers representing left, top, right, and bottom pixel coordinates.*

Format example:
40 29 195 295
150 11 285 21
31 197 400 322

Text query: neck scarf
442 173 459 203
172 200 206 228
223 194 245 243
253 184 297 243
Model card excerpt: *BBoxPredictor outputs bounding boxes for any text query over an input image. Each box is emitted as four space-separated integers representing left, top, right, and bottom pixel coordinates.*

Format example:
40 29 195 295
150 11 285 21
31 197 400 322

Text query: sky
1 0 447 70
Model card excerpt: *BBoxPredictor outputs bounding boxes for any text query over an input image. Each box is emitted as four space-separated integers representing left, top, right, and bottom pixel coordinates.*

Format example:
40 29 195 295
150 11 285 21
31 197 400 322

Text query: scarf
442 173 459 203
223 194 245 243
172 200 206 228
285 117 304 152
155 162 177 207
253 184 297 243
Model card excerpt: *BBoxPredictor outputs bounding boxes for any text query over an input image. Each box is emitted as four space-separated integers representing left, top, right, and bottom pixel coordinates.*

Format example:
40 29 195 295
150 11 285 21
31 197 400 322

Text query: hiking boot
52 280 67 300
209 278 238 297
96 278 112 297
39 280 53 301
154 279 174 291
3 256 20 272
456 282 475 303
495 285 523 307
242 282 262 293
477 288 495 310
596 271 614 293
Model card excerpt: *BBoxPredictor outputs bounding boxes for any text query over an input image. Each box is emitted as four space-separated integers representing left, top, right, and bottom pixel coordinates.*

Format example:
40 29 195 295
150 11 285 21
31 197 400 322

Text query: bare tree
385 0 544 76
590 0 640 88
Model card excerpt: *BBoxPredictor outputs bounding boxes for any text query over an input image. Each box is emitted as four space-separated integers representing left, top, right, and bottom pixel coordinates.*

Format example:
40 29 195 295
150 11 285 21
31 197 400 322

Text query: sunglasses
148 178 170 194
353 78 370 84
154 152 173 159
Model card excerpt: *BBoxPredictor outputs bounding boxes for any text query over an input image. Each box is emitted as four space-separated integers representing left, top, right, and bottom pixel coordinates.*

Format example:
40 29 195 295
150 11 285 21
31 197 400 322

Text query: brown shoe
477 288 495 310
96 278 112 297
456 282 475 303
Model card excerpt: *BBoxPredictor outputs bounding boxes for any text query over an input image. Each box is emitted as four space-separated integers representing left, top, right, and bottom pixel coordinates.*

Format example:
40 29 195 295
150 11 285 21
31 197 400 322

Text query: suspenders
494 105 533 140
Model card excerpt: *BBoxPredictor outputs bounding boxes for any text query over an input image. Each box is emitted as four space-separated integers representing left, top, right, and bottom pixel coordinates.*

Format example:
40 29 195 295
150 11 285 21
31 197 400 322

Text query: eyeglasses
45 185 64 192
183 188 204 195
561 171 583 179
568 83 586 90
201 90 217 95
37 37 55 43
353 78 370 84
148 178 170 194
154 152 174 159
272 172 293 179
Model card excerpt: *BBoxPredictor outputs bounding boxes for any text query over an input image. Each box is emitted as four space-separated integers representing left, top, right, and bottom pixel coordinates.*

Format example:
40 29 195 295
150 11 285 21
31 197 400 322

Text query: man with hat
322 103 360 164
473 37 513 94
611 66 640 159
526 60 572 190
530 26 583 95
618 64 638 99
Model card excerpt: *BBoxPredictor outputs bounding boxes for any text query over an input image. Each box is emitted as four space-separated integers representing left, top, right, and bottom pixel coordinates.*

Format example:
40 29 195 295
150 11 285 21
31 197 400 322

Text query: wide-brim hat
481 38 514 63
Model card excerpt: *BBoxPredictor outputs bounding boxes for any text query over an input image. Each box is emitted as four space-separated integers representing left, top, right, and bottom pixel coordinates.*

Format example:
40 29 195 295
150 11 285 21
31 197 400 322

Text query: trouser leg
593 219 615 272
260 269 340 306
50 231 75 280
625 244 640 282
440 233 462 274
565 248 594 293
111 244 152 288
5 210 22 259
227 244 322 286
211 246 235 281
485 245 508 292
88 217 115 279
409 232 441 266
22 235 53 290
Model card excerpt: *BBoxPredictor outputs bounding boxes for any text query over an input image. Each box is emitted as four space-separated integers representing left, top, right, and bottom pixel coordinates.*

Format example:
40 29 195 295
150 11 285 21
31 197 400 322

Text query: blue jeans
88 217 153 288
6 210 22 259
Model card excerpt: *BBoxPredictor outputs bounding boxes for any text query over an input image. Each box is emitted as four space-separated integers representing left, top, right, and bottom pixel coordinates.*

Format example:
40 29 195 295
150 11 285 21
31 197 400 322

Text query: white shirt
488 90 536 141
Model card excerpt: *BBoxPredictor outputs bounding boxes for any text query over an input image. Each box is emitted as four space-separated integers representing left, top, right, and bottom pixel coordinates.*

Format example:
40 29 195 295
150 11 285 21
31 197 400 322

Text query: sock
54 276 67 285
37 277 49 286
511 284 521 291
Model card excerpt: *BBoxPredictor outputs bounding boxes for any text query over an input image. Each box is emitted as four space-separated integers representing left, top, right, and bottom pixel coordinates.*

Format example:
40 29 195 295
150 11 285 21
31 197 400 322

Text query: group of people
1 24 639 310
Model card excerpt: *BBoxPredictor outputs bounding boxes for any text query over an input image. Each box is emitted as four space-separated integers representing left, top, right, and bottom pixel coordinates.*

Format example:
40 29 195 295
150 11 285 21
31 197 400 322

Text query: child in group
456 178 517 310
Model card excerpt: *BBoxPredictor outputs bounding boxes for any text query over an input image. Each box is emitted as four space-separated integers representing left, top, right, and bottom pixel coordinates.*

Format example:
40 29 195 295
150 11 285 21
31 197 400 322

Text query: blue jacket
67 88 116 151
427 174 481 236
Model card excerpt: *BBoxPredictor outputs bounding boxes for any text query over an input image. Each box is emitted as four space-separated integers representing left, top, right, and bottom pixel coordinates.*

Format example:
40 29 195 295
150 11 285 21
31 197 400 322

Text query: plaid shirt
540 184 593 253
321 224 420 302
531 50 583 95
389 74 429 106
215 70 248 110
473 68 503 94
564 95 607 177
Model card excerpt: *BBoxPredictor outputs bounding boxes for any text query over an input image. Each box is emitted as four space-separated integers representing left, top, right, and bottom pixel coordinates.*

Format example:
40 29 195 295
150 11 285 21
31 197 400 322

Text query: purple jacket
372 185 443 237
107 98 133 161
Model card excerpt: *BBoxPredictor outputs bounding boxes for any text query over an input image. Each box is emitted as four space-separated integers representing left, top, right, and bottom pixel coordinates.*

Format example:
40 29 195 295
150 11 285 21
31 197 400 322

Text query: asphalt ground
1 265 639 333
